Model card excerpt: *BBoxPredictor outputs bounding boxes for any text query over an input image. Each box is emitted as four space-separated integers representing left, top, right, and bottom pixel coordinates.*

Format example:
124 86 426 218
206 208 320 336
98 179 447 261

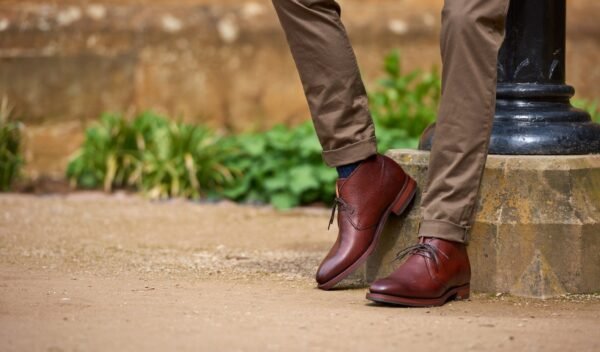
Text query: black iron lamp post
420 0 600 154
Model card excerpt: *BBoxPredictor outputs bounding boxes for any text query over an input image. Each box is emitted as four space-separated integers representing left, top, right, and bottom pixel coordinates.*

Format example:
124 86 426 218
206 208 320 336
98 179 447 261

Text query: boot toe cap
369 278 402 295
316 258 342 285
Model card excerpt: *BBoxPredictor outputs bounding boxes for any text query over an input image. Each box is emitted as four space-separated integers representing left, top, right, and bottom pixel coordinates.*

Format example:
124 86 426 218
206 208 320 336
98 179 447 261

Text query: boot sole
317 176 417 290
365 284 470 307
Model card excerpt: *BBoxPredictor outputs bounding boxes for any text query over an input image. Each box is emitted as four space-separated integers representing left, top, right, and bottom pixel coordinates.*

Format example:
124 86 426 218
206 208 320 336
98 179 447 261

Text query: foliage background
64 52 441 208
3 52 599 208
0 100 23 191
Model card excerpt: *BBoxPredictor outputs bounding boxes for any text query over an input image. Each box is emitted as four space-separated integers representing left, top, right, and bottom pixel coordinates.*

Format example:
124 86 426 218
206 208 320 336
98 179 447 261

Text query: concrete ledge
361 149 600 298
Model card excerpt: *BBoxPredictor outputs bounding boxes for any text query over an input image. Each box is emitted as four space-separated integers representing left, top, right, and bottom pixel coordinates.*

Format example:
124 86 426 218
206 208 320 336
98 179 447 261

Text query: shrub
221 122 337 209
67 112 233 199
369 50 441 150
65 51 442 208
0 100 23 191
217 51 441 209
67 113 138 191
67 51 442 208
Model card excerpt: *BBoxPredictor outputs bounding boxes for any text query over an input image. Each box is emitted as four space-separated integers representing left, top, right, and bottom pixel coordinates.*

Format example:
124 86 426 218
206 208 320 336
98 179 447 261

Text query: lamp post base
419 83 600 155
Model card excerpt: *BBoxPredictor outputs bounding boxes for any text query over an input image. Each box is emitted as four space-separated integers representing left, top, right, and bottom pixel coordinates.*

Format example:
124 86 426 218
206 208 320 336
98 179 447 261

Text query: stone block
360 149 600 298
0 55 136 123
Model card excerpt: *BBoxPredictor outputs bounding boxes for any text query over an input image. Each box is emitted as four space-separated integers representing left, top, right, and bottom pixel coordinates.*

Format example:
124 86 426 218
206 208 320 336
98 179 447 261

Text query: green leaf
263 175 288 192
288 165 320 195
270 192 298 209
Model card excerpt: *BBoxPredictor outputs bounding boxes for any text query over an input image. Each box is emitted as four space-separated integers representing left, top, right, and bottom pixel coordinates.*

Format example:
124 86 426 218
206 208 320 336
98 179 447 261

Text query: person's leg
272 0 417 290
368 0 510 306
271 0 377 168
419 0 511 243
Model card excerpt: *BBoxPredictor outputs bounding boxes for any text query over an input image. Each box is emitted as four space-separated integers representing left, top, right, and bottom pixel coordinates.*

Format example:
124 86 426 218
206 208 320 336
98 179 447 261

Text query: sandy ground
1 193 599 352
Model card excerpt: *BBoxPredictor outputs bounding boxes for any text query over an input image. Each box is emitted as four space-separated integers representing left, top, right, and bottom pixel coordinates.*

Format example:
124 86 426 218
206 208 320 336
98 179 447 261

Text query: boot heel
455 284 470 300
391 177 417 216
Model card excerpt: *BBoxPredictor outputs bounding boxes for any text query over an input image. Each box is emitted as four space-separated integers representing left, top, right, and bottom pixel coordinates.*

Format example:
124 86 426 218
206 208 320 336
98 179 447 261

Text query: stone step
359 149 600 298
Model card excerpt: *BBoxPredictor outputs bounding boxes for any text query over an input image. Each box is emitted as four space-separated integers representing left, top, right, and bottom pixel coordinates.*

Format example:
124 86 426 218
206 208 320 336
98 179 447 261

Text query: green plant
137 117 233 199
572 98 600 123
67 113 139 190
219 51 442 208
67 112 233 199
221 122 337 209
369 50 441 150
66 51 443 209
0 99 23 191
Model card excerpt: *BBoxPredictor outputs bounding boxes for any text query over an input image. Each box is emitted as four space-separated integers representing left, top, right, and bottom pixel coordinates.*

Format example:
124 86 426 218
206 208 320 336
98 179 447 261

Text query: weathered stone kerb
363 150 600 298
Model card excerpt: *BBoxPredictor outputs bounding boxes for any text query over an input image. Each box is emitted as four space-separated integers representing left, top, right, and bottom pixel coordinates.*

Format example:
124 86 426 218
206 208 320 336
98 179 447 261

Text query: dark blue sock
336 160 362 178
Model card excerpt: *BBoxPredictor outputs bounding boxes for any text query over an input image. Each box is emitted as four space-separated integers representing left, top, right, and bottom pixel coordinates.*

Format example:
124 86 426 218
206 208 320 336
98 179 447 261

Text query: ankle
336 160 362 178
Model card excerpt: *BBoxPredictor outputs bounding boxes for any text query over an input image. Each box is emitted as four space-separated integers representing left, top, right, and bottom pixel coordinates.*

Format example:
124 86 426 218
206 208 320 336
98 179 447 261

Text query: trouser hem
418 219 470 244
321 136 377 167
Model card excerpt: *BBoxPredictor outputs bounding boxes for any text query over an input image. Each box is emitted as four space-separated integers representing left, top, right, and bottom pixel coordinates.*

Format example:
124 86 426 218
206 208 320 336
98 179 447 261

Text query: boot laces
394 243 449 270
328 197 355 230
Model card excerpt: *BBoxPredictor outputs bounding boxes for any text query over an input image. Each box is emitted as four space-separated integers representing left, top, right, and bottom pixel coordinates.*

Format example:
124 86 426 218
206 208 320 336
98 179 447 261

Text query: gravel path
1 193 598 351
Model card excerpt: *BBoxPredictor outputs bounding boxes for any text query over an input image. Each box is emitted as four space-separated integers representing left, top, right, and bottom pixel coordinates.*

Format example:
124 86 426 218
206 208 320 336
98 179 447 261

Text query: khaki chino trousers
273 0 510 243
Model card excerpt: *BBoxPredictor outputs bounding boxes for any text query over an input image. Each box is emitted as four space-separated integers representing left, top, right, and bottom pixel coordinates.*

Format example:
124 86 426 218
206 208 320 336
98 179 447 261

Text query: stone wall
1 0 599 177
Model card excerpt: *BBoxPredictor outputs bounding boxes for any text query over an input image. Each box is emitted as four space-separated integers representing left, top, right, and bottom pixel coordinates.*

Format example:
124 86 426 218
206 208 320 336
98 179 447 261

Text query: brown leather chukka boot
316 154 417 290
367 237 471 306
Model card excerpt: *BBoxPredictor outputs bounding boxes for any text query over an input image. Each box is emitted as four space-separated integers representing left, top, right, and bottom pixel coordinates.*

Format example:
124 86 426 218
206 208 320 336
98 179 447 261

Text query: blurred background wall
0 0 599 178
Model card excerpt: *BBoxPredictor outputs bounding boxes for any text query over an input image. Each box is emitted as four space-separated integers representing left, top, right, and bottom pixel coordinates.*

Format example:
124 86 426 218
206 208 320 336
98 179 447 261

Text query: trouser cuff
321 136 377 167
418 219 470 244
